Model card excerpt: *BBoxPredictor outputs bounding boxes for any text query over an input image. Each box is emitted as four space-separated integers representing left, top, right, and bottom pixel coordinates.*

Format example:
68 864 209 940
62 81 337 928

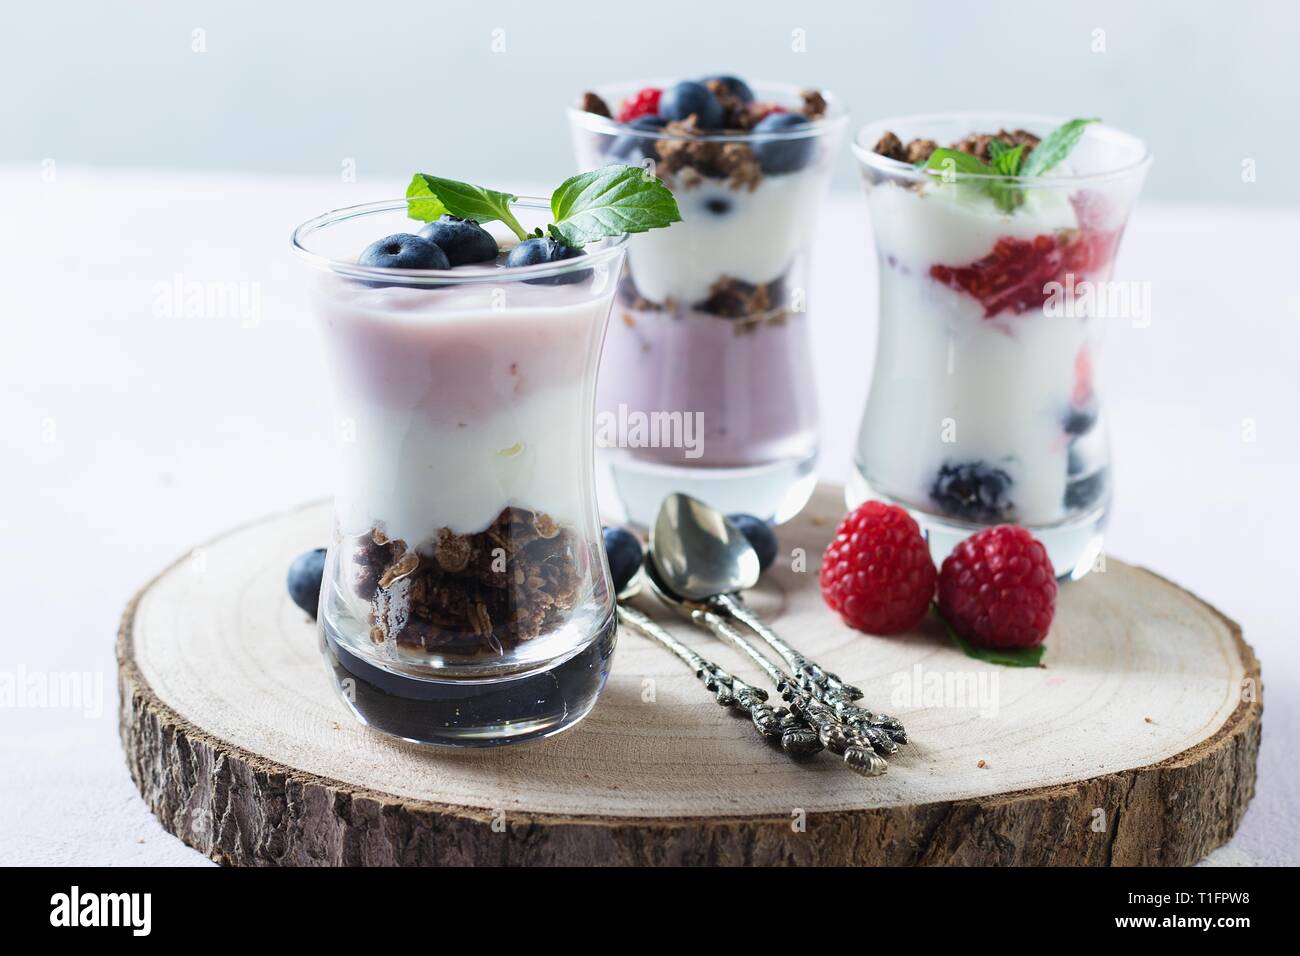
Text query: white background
1 0 1293 204
1 2 1297 865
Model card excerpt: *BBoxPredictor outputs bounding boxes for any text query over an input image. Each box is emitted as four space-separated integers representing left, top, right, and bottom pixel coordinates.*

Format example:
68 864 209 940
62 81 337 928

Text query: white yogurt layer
312 277 614 544
626 167 825 304
857 182 1098 527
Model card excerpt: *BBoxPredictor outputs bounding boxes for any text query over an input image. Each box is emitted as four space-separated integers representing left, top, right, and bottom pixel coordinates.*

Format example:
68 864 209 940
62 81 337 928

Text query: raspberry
937 525 1057 649
820 502 937 635
928 197 1122 319
618 87 661 123
750 102 787 122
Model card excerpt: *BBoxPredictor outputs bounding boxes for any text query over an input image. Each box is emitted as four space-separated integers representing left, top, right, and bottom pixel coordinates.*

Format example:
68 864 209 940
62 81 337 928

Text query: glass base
320 614 616 747
846 468 1106 581
603 451 818 529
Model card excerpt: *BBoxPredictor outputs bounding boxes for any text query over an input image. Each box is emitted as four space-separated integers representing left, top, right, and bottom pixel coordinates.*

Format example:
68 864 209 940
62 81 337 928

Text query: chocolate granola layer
352 507 584 656
872 128 1041 166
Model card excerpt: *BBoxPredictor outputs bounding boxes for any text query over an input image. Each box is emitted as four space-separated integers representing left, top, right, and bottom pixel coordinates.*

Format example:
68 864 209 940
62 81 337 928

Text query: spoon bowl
650 493 761 601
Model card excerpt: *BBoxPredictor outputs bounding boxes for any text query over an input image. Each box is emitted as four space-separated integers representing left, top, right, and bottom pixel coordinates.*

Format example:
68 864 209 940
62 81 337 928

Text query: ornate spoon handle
712 592 907 746
615 606 820 756
713 592 863 700
682 606 888 776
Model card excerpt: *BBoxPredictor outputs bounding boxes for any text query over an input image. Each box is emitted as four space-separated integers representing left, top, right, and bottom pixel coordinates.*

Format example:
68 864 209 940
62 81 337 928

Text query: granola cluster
616 270 790 325
352 507 583 656
655 118 763 191
581 87 827 192
872 128 1041 165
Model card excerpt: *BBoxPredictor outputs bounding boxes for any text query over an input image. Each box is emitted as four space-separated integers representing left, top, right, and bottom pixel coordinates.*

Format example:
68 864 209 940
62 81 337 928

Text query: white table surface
1 165 1295 866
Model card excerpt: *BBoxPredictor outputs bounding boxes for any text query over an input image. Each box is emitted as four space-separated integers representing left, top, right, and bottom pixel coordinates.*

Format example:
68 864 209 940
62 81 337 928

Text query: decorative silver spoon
650 493 907 746
643 555 887 776
611 535 821 757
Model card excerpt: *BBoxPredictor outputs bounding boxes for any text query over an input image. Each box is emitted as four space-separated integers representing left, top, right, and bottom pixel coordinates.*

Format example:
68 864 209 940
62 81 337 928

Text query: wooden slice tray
118 484 1260 865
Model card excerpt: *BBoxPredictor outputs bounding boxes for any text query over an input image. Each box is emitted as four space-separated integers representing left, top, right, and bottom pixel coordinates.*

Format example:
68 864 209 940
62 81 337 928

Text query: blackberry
929 462 1015 523
1065 468 1108 511
1063 400 1099 437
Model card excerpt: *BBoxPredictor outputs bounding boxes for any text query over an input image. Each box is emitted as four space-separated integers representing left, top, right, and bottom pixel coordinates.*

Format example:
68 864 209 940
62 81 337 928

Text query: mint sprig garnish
920 117 1099 214
406 174 530 241
548 165 682 248
406 165 681 250
1019 118 1099 178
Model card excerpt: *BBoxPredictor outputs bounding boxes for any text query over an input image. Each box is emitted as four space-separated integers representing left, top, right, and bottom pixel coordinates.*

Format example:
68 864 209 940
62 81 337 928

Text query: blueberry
504 237 589 285
703 196 731 216
930 462 1015 523
752 113 815 174
728 514 778 574
609 115 667 161
659 80 725 129
418 215 498 266
1065 468 1108 511
287 548 327 618
603 526 643 595
358 233 450 270
701 74 754 104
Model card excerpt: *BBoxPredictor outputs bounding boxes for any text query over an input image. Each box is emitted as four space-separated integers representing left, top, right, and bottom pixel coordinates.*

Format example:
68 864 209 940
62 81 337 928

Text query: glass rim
568 79 848 143
290 197 628 286
851 112 1152 188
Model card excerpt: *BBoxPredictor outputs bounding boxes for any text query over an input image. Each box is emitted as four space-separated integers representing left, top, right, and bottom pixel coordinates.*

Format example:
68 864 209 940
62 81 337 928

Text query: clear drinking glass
291 199 627 746
569 82 847 527
848 114 1150 578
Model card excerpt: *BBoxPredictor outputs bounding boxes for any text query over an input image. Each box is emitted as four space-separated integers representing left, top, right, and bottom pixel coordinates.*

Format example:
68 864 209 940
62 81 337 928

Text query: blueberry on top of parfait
359 233 451 271
701 74 755 104
659 80 725 129
610 115 668 161
505 237 589 285
418 215 499 266
752 112 815 174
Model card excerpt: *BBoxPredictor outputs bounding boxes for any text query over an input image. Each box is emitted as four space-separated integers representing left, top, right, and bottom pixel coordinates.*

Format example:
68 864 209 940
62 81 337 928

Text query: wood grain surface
118 484 1261 865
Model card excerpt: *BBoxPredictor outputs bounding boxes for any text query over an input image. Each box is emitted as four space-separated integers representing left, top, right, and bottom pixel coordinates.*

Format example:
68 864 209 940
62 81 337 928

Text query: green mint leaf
922 148 995 180
1020 117 1100 178
944 620 1046 668
925 148 1024 213
548 164 681 248
989 140 1026 177
405 173 529 241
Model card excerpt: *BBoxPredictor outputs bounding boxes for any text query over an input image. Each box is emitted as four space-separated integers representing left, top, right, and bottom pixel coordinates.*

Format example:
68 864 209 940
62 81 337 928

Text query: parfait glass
848 114 1150 578
291 199 627 746
569 82 847 527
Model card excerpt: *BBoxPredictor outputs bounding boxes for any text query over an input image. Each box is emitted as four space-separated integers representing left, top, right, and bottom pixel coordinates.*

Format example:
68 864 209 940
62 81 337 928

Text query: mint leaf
988 139 1026 177
405 174 529 241
924 148 1023 213
1020 118 1099 178
944 620 1046 668
548 165 681 248
922 148 995 181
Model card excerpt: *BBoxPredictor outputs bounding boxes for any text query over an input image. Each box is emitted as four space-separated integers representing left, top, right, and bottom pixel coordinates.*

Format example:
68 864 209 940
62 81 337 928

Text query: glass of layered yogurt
849 114 1150 578
292 195 632 746
570 77 847 526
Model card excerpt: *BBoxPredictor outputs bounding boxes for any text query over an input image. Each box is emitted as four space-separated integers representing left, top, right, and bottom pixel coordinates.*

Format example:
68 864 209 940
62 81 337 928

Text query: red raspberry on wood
820 502 937 635
938 525 1057 649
